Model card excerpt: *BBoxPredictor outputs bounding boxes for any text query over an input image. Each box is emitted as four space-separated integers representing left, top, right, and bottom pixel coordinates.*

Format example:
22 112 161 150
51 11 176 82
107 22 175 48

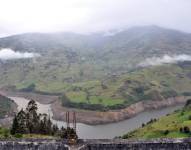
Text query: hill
0 95 16 118
60 61 191 110
122 99 191 139
0 26 191 110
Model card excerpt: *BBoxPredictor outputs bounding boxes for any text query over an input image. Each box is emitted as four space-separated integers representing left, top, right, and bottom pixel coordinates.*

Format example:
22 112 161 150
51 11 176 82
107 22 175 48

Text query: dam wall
0 139 69 150
81 139 191 150
0 138 191 150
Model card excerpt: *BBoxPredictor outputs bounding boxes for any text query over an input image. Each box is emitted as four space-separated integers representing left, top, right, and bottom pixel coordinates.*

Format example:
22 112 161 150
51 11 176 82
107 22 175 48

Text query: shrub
3 129 10 138
20 83 36 92
183 126 190 133
180 111 185 116
161 90 178 99
185 99 191 108
14 133 23 138
180 127 183 132
164 130 169 135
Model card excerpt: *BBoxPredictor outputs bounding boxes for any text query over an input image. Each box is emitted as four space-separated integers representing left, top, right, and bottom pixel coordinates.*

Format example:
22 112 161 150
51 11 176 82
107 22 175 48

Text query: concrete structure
0 138 191 150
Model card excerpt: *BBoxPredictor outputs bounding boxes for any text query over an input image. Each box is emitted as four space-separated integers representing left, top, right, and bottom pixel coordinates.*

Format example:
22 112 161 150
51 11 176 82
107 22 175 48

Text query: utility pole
66 111 76 131
73 111 76 132
66 111 70 128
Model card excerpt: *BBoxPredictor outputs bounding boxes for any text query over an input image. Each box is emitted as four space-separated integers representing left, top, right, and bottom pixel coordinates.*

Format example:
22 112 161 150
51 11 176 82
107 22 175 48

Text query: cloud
139 54 191 67
0 0 191 37
0 48 40 60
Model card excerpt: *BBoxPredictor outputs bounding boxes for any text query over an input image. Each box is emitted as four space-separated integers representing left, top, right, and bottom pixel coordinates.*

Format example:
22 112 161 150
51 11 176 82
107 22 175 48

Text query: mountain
0 26 191 110
1 26 191 70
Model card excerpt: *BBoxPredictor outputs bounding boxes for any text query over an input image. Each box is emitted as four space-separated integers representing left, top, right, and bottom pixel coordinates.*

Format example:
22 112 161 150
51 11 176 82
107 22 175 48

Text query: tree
52 124 59 135
16 109 28 134
164 130 169 135
46 116 52 135
183 126 190 133
180 127 183 132
17 109 28 133
26 100 39 133
10 99 78 139
10 115 19 135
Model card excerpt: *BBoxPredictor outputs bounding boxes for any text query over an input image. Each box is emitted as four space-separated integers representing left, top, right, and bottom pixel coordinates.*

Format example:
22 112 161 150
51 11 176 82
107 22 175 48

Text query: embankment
52 96 188 125
0 89 188 125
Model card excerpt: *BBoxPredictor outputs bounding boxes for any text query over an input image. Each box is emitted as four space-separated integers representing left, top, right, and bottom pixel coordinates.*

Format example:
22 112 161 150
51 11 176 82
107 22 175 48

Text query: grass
89 96 124 106
0 127 10 139
1 60 191 110
0 127 56 139
67 91 87 103
122 103 191 139
22 134 56 139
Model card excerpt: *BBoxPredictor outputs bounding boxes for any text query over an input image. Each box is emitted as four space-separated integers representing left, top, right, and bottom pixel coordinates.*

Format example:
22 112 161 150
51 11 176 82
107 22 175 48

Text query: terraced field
1 26 191 110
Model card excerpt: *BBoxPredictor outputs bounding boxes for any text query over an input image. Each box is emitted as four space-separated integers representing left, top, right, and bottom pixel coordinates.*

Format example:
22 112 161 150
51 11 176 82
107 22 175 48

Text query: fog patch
0 48 40 60
139 54 191 67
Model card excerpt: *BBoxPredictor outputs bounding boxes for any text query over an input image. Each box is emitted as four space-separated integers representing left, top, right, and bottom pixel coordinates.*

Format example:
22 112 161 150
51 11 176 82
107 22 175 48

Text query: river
9 96 184 139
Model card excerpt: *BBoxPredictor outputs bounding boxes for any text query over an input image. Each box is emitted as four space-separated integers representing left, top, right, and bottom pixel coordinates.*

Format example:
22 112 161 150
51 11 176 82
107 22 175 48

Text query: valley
0 26 191 126
1 95 184 139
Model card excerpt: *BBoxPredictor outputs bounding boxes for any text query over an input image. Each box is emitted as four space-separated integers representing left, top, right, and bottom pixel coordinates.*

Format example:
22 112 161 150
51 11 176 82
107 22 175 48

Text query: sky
0 0 191 37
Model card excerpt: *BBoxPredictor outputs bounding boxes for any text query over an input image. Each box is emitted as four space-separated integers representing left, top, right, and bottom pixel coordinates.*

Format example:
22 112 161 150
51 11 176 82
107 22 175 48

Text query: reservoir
10 96 184 139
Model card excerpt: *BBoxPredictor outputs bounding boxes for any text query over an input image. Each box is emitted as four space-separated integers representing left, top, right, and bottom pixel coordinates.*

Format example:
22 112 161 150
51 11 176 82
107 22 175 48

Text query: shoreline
51 96 188 125
0 89 188 125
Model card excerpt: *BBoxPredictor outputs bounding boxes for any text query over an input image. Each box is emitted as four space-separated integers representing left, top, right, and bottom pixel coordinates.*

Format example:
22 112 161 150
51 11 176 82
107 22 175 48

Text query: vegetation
122 99 191 139
0 95 15 118
0 127 11 139
10 100 77 139
1 26 191 110
59 61 191 110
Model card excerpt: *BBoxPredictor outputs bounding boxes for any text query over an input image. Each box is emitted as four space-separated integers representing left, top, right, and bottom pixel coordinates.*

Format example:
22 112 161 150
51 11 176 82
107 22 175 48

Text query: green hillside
60 61 191 110
0 26 191 110
1 61 191 111
0 95 16 118
122 100 191 139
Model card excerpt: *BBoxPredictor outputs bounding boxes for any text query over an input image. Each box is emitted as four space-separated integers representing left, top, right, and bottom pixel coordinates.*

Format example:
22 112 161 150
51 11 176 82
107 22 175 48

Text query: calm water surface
10 96 184 139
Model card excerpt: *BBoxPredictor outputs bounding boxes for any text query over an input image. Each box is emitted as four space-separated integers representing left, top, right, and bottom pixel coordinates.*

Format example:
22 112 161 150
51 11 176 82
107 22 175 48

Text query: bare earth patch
0 89 188 125
51 96 188 125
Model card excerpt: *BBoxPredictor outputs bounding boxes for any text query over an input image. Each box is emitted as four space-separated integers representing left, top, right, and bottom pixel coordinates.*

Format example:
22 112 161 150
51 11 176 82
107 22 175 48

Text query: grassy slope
1 61 191 109
122 101 191 139
62 62 191 108
0 95 15 118
0 127 56 139
1 27 191 109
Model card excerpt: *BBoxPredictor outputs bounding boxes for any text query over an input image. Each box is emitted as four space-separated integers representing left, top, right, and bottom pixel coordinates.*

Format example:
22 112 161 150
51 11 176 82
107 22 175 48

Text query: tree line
10 100 77 139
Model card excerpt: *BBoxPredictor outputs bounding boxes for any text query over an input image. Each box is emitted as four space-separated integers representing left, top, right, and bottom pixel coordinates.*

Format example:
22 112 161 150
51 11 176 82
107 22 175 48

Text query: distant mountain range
1 25 191 69
0 25 191 110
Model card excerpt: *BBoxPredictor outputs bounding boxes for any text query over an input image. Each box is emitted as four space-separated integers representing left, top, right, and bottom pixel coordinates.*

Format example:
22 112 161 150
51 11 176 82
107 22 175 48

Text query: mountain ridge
0 25 191 111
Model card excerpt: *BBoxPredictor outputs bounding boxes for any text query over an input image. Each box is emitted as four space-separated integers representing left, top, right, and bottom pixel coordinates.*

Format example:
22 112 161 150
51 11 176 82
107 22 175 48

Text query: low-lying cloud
139 54 191 67
0 48 40 60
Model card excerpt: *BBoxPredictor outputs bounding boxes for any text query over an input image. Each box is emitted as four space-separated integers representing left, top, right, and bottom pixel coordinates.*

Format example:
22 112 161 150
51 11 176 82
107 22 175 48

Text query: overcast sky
0 0 191 37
